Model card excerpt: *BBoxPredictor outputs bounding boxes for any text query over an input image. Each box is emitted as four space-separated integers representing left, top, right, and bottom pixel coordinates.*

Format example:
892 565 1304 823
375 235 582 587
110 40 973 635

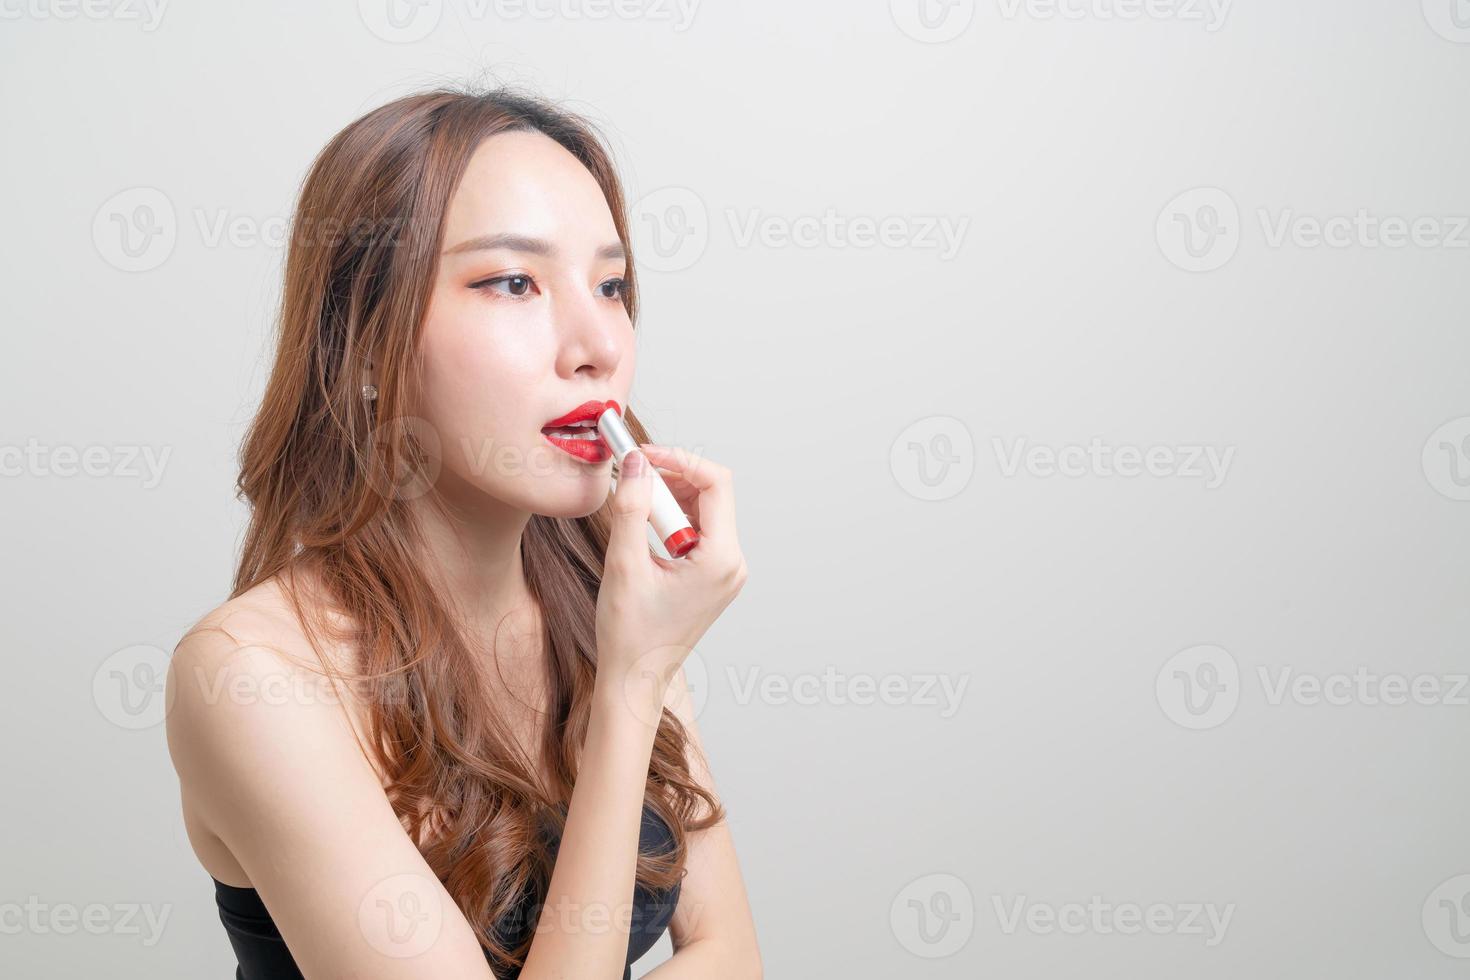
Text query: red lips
543 399 618 429
541 399 619 464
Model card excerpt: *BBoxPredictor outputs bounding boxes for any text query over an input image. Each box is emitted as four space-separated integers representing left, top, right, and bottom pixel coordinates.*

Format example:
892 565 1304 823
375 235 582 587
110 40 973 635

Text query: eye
472 274 536 298
597 277 626 300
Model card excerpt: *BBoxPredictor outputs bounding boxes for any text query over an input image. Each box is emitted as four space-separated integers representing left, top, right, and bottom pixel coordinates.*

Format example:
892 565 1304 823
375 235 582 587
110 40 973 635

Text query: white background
2 1 1469 977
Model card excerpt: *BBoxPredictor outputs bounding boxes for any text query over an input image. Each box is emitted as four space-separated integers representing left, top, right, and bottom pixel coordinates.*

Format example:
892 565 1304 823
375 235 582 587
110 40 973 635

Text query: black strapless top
213 804 680 980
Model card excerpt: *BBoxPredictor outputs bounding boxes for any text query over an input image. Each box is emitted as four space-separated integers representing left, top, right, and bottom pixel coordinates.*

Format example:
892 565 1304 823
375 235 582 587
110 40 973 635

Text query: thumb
607 449 653 565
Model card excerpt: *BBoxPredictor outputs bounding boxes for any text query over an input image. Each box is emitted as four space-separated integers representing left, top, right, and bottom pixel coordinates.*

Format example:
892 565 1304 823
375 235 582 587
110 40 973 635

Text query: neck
409 482 541 650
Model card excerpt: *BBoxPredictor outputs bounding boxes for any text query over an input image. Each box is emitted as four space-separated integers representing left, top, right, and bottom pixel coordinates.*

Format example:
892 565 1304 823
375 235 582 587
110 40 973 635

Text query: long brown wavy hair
228 85 722 974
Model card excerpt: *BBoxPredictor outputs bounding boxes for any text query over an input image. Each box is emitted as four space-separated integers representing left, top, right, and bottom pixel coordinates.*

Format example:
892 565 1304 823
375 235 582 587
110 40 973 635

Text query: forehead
442 129 618 246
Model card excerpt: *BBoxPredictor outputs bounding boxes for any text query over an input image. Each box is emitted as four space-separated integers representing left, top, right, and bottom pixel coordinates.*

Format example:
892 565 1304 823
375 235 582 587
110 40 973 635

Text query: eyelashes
470 274 533 298
469 273 627 301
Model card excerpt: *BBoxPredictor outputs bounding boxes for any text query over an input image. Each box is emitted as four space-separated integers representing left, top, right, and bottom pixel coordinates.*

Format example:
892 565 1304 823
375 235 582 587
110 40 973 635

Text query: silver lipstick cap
596 405 637 461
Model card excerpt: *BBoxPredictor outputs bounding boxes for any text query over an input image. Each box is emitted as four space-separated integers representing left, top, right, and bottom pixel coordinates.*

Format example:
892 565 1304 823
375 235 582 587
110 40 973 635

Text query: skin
166 130 760 979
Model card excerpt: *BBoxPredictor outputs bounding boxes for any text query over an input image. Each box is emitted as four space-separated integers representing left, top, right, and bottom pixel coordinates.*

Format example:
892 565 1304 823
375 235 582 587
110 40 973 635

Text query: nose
552 285 624 380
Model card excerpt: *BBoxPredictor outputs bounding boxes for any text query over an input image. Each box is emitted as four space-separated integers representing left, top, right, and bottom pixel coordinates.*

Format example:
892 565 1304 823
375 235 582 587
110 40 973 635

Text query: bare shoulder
166 572 375 820
162 576 497 975
177 570 356 673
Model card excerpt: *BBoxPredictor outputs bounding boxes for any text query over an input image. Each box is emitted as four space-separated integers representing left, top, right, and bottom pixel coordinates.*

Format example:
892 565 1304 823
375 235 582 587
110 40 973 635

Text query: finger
607 449 654 569
646 468 701 531
636 444 736 545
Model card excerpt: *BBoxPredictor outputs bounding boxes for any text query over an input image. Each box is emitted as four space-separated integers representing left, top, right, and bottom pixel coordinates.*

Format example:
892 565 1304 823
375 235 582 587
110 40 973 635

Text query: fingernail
622 450 646 477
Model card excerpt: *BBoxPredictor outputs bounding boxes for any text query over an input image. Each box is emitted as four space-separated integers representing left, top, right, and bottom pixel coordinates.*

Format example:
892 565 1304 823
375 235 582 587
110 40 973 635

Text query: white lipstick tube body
596 406 700 558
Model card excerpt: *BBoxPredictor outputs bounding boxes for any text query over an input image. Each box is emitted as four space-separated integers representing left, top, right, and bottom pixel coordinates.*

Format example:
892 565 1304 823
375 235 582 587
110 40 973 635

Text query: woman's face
415 130 634 518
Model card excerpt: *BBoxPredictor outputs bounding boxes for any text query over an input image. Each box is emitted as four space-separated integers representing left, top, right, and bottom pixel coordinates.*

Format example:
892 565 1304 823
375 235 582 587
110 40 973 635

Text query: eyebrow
442 232 625 261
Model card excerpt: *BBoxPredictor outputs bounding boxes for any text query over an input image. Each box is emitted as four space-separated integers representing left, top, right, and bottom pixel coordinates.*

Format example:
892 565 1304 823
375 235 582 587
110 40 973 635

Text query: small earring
362 384 378 402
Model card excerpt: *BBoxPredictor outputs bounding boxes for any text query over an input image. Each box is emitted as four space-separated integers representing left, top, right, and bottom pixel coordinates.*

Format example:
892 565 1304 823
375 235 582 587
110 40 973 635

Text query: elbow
674 935 762 979
697 938 763 980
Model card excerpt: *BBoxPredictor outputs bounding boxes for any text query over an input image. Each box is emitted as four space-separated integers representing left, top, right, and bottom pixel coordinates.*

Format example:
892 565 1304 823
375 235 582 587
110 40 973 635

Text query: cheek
416 304 551 463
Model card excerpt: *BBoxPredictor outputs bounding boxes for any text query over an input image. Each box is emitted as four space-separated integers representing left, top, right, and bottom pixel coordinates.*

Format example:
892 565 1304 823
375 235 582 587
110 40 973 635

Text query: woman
164 86 760 979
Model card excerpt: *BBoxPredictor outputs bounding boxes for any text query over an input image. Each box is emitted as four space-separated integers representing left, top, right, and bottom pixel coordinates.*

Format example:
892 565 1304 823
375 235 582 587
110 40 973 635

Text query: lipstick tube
597 404 700 558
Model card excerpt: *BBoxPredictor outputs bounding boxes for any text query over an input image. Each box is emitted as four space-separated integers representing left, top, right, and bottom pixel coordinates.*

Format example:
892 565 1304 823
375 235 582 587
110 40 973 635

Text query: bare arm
641 666 762 979
521 443 754 979
519 664 760 980
516 666 664 978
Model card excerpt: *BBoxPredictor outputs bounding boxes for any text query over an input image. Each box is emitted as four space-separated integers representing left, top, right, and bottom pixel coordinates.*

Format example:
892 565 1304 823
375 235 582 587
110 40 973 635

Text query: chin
528 481 612 520
520 459 614 519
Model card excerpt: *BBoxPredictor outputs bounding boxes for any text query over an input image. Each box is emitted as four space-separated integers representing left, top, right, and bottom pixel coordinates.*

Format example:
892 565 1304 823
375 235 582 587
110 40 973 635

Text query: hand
594 445 748 724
